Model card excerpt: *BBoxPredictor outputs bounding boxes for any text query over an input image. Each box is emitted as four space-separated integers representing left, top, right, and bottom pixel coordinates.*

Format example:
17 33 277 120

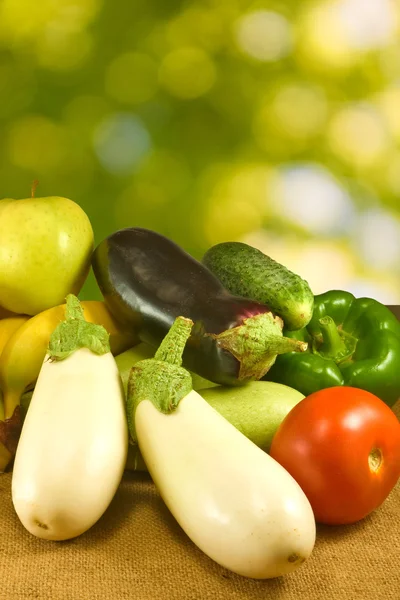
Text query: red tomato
269 386 400 525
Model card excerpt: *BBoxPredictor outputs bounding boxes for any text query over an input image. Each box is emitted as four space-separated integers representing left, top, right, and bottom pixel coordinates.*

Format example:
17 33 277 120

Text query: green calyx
312 315 358 364
126 316 193 441
47 294 110 360
209 311 308 381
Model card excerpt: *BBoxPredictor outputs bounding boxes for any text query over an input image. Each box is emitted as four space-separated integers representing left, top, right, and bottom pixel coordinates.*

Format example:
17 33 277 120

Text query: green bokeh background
1 0 399 303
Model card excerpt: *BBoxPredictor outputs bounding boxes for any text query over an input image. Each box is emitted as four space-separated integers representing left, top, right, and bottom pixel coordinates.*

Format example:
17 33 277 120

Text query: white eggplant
127 317 316 579
11 295 128 541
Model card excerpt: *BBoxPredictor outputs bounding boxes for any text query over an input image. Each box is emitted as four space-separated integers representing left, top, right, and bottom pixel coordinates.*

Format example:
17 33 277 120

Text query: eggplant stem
210 312 308 381
65 294 86 321
47 294 110 361
126 317 194 437
154 316 193 366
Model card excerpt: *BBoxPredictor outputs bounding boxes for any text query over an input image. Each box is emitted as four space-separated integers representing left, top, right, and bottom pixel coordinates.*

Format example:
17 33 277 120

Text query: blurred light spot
0 0 100 69
298 2 358 70
115 150 192 225
0 63 36 118
385 153 400 196
126 181 167 206
379 44 400 80
270 164 355 235
36 30 93 70
255 83 327 144
241 230 355 293
205 199 263 246
272 84 328 138
299 0 398 71
93 114 151 175
115 182 168 227
0 0 100 39
346 277 400 304
159 47 216 99
376 86 400 141
235 10 292 62
137 151 191 197
336 0 397 50
144 24 170 58
63 95 110 134
290 242 355 294
201 164 273 245
328 104 390 167
0 0 58 41
105 52 158 105
0 65 11 93
166 7 225 52
8 115 67 171
353 208 400 270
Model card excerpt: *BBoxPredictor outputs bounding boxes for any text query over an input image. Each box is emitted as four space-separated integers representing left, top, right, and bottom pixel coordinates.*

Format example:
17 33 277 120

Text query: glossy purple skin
92 227 272 385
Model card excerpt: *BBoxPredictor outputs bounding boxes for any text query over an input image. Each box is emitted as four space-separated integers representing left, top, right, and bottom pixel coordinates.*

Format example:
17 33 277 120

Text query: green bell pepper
264 290 400 407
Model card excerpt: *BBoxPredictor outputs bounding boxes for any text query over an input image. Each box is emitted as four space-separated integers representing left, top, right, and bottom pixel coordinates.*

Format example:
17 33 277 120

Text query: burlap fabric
0 471 399 600
1 308 399 600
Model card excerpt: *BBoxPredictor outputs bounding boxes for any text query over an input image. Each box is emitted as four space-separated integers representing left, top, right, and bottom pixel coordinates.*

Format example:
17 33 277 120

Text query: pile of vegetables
1 212 400 580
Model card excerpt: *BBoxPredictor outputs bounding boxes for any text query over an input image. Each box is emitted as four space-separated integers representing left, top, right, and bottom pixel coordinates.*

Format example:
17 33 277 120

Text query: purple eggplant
92 228 307 386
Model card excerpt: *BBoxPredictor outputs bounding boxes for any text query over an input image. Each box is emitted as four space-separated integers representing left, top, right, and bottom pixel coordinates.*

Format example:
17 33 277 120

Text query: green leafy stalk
47 294 110 361
154 316 193 365
209 312 308 381
126 316 193 442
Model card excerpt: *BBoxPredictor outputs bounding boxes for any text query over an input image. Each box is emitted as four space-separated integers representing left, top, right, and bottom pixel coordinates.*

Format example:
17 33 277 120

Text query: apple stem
31 180 39 197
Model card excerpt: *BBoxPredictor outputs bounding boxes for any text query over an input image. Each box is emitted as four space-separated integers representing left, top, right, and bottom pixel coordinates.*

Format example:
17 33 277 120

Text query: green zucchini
202 241 314 331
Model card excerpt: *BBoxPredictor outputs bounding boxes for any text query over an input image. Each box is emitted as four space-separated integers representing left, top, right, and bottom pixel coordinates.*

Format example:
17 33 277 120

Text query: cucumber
202 242 314 331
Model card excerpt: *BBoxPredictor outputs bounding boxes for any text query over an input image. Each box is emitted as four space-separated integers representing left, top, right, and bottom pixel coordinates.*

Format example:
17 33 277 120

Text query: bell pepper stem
318 316 346 356
316 316 357 363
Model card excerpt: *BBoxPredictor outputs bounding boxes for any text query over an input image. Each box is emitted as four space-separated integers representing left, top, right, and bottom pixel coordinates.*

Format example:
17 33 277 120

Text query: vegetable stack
92 227 308 386
0 207 399 583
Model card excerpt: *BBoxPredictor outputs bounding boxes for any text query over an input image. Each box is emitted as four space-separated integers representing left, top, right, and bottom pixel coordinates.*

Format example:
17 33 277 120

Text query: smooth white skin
12 348 128 541
135 390 316 579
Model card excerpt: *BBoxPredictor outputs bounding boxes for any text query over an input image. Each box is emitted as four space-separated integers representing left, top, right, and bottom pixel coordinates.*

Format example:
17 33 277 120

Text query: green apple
0 193 94 315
